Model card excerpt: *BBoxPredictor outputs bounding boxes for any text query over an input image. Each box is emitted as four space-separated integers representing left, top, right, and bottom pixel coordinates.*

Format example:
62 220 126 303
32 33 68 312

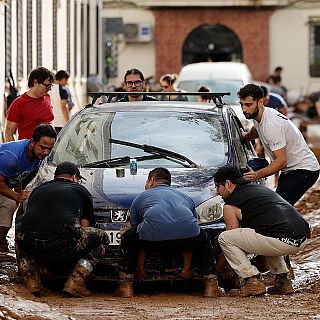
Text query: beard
243 107 259 119
129 92 141 97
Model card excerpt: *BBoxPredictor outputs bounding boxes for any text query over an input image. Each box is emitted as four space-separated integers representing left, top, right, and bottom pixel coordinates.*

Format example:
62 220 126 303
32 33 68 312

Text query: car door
229 113 256 169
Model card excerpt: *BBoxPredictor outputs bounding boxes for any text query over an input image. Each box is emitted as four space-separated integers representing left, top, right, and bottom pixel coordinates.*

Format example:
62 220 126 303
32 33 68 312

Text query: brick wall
153 8 274 82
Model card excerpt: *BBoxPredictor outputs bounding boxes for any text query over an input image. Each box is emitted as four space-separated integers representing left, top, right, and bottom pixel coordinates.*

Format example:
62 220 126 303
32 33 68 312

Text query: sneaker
267 273 294 295
228 275 266 297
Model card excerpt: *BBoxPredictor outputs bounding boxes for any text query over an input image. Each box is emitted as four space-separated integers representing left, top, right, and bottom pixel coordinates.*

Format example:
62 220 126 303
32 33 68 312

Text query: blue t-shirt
0 139 40 188
267 93 286 112
130 184 200 241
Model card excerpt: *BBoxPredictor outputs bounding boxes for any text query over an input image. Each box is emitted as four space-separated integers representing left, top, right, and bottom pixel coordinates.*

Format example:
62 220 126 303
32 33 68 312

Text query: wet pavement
0 182 319 319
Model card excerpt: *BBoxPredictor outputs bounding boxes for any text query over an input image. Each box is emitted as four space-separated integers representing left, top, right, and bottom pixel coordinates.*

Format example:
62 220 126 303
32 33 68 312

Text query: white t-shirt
49 84 67 128
254 107 320 172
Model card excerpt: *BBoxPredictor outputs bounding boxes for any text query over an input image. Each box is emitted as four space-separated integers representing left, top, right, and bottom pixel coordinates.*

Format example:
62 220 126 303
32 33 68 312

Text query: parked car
176 62 253 130
19 93 267 283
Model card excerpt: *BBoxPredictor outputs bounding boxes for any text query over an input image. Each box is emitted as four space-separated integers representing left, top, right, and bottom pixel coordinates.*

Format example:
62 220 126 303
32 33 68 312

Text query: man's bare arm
5 120 17 141
223 205 242 230
60 99 70 122
244 147 287 181
0 177 29 202
241 126 259 141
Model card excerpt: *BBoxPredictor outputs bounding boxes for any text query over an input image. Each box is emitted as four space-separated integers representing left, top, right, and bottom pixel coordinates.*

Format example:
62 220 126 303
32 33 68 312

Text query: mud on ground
0 183 320 320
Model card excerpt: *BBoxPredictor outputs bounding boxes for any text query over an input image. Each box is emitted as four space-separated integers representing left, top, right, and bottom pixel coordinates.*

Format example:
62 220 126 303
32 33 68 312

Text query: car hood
33 165 220 209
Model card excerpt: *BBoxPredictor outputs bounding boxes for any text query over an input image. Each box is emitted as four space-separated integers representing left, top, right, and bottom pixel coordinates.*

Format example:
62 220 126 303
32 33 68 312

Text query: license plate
106 231 121 245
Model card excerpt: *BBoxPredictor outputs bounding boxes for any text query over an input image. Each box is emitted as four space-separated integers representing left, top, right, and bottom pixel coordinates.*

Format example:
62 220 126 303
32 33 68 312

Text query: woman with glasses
5 67 55 141
159 73 188 101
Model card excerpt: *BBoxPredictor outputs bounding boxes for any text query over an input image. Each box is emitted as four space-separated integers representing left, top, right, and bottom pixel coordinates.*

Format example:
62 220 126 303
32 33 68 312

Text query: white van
176 62 253 129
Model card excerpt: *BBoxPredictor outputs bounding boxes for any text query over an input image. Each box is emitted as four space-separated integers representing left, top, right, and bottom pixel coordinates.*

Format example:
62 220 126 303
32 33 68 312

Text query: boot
116 271 134 298
63 258 93 297
0 239 9 253
0 227 9 253
229 275 266 297
203 274 224 298
267 273 294 295
18 257 42 296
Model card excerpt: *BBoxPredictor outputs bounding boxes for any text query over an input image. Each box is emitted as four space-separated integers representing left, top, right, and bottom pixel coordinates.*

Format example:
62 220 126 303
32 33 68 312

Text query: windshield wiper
109 138 197 168
82 156 130 168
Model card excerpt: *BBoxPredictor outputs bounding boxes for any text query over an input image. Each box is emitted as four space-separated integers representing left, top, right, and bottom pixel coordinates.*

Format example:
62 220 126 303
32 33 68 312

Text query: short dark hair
238 84 264 101
198 86 210 100
214 165 248 185
148 167 171 185
260 85 268 98
275 66 283 72
124 69 144 82
28 67 54 88
55 70 70 81
32 124 57 142
54 161 85 180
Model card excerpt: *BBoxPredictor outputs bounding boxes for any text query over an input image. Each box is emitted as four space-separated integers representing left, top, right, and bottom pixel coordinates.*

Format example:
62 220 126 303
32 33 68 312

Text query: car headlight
196 196 224 224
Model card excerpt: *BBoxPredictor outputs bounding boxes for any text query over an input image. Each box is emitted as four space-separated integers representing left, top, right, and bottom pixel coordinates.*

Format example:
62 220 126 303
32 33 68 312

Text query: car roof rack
86 91 231 107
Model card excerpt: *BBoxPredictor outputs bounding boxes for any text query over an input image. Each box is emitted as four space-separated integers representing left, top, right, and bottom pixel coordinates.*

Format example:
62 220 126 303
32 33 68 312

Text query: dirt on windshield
0 184 320 320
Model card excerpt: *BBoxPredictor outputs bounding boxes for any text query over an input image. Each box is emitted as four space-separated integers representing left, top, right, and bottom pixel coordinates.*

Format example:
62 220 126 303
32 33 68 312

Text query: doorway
182 24 242 65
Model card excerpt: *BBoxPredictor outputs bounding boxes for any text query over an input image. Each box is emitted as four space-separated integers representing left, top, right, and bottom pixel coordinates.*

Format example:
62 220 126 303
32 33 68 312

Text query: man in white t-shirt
238 84 319 205
50 70 70 133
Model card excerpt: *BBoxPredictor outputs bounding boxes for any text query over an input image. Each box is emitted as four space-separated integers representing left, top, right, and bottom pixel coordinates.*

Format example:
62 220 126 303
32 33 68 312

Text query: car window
230 116 250 167
50 110 229 168
177 80 243 104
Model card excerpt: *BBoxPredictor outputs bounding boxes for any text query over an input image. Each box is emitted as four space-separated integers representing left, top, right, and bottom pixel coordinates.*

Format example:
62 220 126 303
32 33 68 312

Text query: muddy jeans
18 226 110 266
119 226 215 275
218 228 307 279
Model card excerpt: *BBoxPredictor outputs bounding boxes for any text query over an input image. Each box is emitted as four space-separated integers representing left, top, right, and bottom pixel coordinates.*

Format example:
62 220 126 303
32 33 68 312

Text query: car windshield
49 110 228 168
178 80 242 105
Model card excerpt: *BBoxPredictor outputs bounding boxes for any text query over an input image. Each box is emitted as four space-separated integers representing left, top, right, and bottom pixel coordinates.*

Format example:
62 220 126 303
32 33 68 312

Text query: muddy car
21 92 267 282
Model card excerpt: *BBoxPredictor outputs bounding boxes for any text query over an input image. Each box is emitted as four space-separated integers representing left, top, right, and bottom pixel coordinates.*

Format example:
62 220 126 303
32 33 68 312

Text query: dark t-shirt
21 178 95 237
224 183 309 239
59 85 69 100
117 95 158 102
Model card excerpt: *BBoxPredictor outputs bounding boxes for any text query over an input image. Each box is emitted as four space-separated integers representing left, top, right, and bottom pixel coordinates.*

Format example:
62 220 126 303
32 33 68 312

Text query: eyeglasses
215 182 224 189
40 82 53 90
125 80 143 88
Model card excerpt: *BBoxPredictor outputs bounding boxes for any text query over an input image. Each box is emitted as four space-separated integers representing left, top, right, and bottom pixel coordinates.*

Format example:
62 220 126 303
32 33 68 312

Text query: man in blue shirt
0 124 56 251
117 167 222 298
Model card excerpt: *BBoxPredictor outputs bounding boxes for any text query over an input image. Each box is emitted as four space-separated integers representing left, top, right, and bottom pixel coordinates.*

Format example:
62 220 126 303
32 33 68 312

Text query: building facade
102 0 320 96
0 0 103 136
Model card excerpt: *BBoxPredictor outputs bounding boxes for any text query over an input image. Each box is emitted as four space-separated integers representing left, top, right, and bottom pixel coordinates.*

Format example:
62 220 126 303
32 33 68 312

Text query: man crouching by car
117 167 223 298
16 161 110 297
214 165 310 297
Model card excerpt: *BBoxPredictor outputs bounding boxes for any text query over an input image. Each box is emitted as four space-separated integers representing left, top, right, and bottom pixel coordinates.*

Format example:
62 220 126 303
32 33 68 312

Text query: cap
54 161 86 180
214 165 248 185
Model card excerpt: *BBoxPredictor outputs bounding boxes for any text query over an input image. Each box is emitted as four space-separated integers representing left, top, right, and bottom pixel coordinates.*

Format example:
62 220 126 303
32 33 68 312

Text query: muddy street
0 183 320 320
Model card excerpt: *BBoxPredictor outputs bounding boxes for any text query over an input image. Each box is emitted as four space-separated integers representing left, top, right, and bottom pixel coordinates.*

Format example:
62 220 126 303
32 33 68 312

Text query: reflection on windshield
50 111 228 168
178 80 242 105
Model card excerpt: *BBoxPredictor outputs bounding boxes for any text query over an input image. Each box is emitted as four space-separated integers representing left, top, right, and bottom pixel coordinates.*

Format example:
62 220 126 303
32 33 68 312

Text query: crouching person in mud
214 165 310 297
16 161 109 297
117 167 223 298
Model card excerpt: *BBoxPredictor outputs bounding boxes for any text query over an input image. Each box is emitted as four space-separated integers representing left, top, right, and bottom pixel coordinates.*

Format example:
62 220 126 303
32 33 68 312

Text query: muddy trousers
218 228 307 279
119 226 215 275
18 226 110 266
